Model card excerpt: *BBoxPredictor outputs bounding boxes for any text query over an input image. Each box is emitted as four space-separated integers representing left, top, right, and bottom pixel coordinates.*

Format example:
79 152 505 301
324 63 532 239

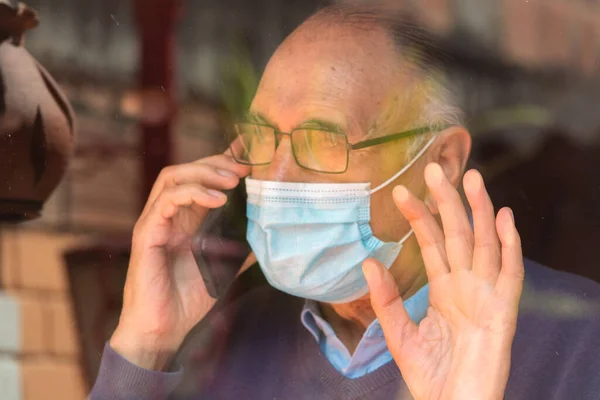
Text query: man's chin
319 293 377 328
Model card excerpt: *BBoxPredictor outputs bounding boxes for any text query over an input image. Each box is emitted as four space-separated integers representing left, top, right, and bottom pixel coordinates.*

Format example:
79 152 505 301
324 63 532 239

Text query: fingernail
426 163 444 186
216 168 237 178
207 189 225 199
507 208 514 223
362 263 374 283
471 170 483 191
362 260 382 284
393 185 409 202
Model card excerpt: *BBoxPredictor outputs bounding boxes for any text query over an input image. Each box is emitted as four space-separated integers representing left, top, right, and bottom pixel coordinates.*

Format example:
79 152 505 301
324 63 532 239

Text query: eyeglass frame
229 122 448 174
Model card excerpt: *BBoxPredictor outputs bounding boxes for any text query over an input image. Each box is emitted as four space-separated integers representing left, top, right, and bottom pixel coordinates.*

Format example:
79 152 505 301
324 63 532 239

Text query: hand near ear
364 163 524 400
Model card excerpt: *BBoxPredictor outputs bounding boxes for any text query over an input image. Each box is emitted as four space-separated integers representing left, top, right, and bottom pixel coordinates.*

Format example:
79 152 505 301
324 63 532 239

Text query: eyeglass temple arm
350 126 437 150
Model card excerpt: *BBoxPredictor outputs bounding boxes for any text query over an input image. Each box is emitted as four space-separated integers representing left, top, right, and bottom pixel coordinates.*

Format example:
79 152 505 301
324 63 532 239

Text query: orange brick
1 227 21 288
15 294 48 355
15 230 90 291
21 358 87 400
46 297 80 357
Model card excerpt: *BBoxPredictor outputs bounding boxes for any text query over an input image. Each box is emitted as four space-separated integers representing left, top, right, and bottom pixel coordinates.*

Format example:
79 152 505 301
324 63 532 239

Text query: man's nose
254 134 304 182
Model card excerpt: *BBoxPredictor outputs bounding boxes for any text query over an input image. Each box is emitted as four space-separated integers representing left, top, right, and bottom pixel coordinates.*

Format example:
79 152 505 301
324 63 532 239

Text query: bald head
257 19 402 139
251 3 461 158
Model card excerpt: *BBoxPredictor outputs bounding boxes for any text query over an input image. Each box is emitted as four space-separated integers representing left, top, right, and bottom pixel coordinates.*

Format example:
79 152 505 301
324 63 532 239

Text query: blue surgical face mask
246 136 436 303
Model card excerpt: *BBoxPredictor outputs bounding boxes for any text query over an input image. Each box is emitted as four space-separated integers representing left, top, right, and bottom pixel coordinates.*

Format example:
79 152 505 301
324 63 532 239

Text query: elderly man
89 4 600 400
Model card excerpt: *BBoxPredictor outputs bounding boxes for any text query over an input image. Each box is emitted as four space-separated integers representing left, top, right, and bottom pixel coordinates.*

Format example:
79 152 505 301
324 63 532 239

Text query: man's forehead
250 23 409 138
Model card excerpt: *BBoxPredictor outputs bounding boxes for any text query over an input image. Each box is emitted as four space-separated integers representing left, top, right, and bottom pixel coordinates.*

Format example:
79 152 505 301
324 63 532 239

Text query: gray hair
309 3 464 161
406 76 463 160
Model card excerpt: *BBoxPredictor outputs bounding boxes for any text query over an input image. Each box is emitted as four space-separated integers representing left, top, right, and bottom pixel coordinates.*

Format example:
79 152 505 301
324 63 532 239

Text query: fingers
463 170 501 281
425 163 474 272
363 258 417 350
135 184 228 248
494 207 525 303
159 184 227 219
393 185 450 280
226 136 251 160
198 152 252 177
143 154 250 217
143 136 251 219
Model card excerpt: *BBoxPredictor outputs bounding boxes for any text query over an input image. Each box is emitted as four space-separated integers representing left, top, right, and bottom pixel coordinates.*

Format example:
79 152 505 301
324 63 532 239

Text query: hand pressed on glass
363 163 524 400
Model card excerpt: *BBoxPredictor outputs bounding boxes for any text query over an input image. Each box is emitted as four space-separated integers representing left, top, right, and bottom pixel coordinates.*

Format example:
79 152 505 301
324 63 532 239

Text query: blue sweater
90 260 600 399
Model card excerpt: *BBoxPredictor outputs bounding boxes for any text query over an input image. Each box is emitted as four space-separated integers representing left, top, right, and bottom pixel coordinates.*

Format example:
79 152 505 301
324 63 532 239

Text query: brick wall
0 228 92 400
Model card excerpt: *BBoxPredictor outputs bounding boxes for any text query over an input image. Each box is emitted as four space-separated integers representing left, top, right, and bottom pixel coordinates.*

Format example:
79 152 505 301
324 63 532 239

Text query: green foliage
219 38 259 122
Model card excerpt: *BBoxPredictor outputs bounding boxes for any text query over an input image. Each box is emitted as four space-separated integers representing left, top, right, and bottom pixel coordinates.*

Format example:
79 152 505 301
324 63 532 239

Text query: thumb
363 258 415 348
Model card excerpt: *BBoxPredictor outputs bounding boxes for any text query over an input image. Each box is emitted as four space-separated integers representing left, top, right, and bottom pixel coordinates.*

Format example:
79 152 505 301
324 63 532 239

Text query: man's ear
423 126 472 215
432 126 471 187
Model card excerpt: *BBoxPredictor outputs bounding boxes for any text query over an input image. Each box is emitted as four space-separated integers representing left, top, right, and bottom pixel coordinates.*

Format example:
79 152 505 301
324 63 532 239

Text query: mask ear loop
369 135 438 195
397 227 415 245
369 134 438 247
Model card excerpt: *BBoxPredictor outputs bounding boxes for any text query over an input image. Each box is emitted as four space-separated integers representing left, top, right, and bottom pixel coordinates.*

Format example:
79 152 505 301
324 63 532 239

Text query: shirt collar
301 283 430 341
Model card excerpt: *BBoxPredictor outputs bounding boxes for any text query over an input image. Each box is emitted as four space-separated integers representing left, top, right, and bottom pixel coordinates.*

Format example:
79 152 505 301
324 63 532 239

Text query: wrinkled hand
110 144 251 370
363 163 524 400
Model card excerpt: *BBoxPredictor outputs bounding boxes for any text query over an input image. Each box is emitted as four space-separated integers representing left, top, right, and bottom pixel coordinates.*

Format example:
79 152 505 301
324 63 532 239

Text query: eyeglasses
228 122 441 174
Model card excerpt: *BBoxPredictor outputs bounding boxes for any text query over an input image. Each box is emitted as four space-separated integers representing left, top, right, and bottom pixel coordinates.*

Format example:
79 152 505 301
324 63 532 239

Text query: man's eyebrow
296 119 343 132
246 111 276 127
244 114 343 133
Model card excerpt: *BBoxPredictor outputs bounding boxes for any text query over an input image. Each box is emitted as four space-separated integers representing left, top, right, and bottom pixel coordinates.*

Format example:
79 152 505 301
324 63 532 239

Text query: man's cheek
369 200 398 241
